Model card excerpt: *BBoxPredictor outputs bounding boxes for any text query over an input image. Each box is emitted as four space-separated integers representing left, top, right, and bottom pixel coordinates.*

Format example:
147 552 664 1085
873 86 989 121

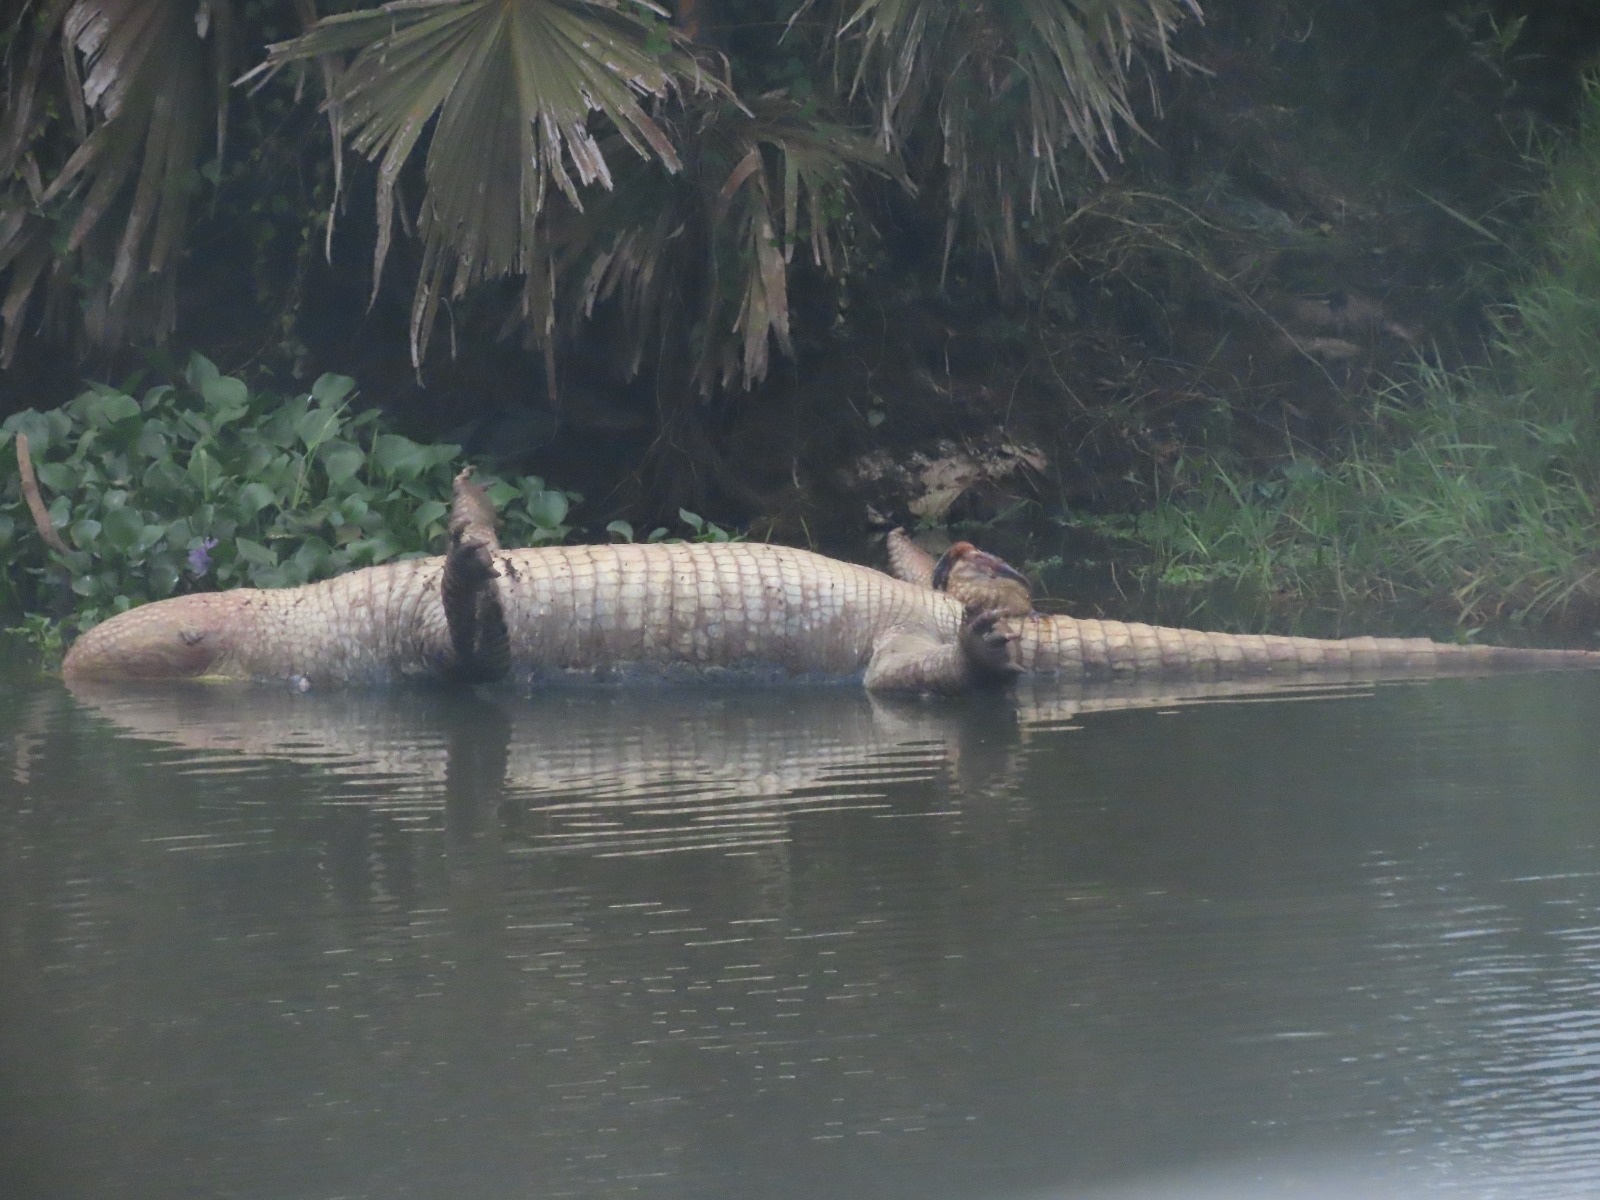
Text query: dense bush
1110 85 1600 631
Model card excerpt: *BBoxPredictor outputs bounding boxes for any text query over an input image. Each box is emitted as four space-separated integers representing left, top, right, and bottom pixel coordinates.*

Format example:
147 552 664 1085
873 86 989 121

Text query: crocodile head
62 593 260 683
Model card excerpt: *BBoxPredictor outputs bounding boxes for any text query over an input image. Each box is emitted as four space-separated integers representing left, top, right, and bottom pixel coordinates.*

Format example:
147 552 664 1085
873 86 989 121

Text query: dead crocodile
60 475 1600 690
61 472 1016 692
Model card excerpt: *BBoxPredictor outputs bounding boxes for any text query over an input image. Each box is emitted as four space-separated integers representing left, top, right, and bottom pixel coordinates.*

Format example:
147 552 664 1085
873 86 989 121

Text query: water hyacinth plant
0 354 578 638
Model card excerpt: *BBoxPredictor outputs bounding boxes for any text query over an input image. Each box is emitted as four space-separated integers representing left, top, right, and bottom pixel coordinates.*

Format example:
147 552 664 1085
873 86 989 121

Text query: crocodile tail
1011 615 1600 678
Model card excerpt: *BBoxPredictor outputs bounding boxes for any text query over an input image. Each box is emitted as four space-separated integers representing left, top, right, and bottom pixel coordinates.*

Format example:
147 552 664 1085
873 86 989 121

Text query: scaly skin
60 559 457 685
885 526 938 590
62 528 1600 689
62 542 1002 691
488 540 984 689
882 527 1600 676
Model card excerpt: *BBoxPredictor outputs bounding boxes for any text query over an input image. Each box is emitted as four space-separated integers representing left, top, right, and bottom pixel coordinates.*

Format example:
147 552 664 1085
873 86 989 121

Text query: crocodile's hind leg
886 528 939 589
931 542 1034 616
864 609 1020 693
885 529 1034 616
442 469 510 683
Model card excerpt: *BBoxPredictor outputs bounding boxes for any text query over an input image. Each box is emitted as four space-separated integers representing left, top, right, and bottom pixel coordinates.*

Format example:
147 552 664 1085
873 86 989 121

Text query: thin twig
15 433 71 555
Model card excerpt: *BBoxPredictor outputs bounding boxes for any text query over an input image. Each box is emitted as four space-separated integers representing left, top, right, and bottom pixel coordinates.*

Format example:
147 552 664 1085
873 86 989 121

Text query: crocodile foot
932 542 1034 617
960 608 1022 684
442 473 510 683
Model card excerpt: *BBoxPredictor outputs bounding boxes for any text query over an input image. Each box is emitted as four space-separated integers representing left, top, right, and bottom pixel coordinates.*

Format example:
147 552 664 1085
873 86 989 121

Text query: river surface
5 647 1600 1199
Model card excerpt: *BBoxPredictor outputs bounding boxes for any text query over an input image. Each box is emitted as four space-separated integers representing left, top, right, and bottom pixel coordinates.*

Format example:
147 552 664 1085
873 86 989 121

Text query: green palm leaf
811 0 1200 278
553 95 903 393
247 0 713 364
0 0 234 363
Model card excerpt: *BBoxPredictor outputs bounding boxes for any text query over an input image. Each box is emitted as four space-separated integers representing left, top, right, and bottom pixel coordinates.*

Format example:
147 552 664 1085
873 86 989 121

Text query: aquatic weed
0 354 579 644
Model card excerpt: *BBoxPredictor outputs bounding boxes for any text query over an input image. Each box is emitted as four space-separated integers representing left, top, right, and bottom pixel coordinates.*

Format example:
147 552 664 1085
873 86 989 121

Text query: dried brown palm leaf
709 98 905 389
0 0 76 181
549 95 903 394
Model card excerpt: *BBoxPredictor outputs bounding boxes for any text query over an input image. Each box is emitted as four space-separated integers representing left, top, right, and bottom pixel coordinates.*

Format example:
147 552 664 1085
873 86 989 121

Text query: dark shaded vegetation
4 0 1600 635
1113 75 1600 634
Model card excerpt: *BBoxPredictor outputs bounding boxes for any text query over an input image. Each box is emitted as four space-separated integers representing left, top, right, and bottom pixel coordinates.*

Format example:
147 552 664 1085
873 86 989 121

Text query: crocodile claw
442 485 510 683
959 608 1022 683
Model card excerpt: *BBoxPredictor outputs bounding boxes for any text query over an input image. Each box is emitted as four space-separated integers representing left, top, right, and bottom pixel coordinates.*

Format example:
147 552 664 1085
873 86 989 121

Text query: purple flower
188 537 219 576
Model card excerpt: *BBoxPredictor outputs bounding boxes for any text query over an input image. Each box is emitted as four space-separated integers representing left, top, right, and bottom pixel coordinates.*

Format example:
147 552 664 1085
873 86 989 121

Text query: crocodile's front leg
886 527 939 589
441 470 510 683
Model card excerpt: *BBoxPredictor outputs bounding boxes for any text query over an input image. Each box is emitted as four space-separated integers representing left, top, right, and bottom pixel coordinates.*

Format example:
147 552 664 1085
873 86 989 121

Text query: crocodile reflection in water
64 674 1397 858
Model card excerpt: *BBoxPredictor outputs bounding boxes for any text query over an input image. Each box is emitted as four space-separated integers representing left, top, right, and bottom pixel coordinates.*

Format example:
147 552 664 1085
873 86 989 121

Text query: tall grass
1127 86 1600 630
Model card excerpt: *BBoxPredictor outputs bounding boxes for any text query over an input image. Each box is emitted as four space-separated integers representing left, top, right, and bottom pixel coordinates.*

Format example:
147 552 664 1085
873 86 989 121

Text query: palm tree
1 0 1201 396
243 0 720 370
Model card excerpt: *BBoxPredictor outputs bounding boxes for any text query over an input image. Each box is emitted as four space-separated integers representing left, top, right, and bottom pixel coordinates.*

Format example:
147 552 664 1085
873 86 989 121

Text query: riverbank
1063 84 1600 638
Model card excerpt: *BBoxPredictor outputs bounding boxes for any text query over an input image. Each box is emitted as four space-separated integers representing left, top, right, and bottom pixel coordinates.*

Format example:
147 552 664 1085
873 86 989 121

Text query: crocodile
60 474 1600 690
61 473 1016 692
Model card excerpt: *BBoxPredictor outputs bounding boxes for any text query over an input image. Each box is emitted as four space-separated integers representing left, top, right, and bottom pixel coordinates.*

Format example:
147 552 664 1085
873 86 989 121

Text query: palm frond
248 0 714 365
812 0 1200 279
706 98 904 389
0 0 234 362
0 0 76 181
551 95 903 393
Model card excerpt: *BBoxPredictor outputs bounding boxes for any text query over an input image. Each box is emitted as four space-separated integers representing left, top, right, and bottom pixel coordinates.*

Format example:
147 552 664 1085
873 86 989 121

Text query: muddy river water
4 647 1600 1198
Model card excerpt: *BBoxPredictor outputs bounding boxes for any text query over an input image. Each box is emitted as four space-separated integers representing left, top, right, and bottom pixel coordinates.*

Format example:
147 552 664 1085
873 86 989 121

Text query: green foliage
808 0 1200 280
605 510 744 544
1107 80 1600 630
0 354 579 637
243 0 713 367
1122 313 1600 623
3 613 65 663
1123 400 1600 628
673 509 742 543
1 0 1198 398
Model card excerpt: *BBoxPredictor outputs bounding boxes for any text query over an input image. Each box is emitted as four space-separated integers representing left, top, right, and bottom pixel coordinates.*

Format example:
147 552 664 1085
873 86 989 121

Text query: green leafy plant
1125 376 1600 627
0 353 579 640
3 0 1199 399
3 612 65 663
243 0 715 367
1114 81 1600 629
605 508 744 544
806 0 1201 281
